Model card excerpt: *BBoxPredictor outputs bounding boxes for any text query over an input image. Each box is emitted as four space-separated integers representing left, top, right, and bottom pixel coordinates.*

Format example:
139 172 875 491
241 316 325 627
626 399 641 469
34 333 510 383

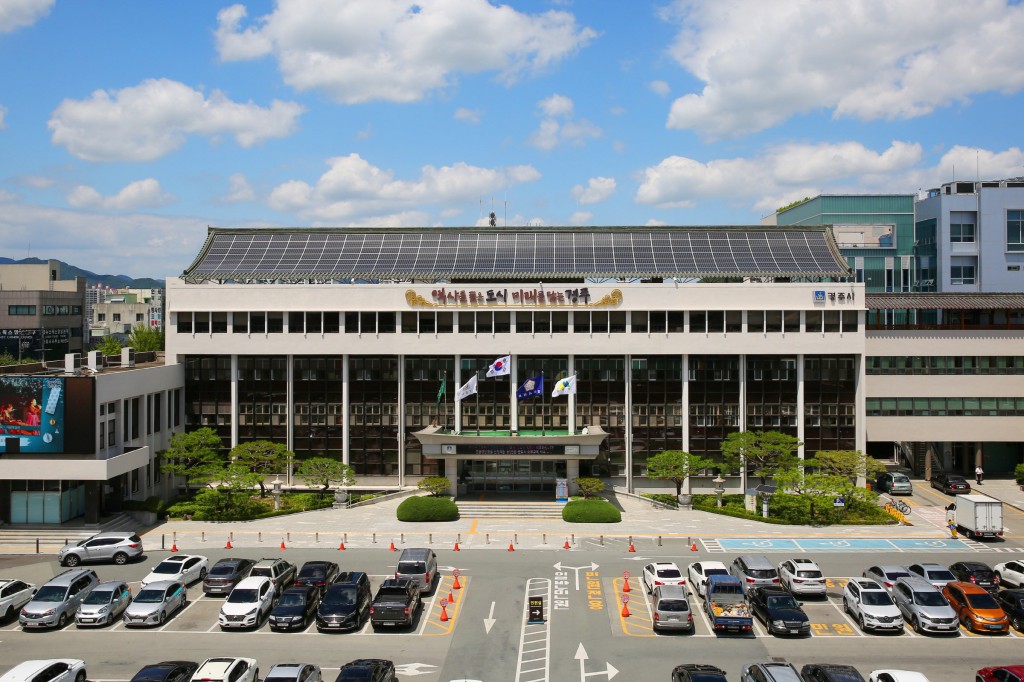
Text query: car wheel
842 597 849 614
2 607 10 622
199 568 207 581
75 672 85 682
158 610 166 625
57 613 67 628
113 552 128 565
859 614 867 631
63 554 81 567
1012 616 1022 631
913 617 923 634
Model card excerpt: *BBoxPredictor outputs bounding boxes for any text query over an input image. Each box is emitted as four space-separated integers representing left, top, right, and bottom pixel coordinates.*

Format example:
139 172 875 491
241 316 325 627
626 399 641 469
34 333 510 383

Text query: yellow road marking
613 577 656 637
467 519 479 535
424 575 467 636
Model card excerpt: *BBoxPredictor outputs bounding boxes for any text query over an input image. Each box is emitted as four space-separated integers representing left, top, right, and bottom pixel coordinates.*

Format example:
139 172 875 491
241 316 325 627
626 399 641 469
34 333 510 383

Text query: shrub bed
692 492 896 526
164 492 333 521
641 493 679 508
396 495 459 522
562 499 621 523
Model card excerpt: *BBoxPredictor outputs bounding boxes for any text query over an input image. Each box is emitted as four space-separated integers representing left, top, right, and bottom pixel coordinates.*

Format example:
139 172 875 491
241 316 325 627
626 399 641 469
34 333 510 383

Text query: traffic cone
453 575 462 590
280 539 287 550
623 578 631 593
171 543 178 552
621 603 630 617
453 541 460 551
338 542 346 550
563 539 571 549
448 590 456 604
225 539 232 549
628 542 636 553
440 604 449 622
691 542 698 551
507 542 515 552
389 541 397 551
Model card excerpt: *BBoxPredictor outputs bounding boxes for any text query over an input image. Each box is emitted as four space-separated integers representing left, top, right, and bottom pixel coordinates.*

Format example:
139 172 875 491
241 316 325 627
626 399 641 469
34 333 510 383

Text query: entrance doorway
461 459 565 494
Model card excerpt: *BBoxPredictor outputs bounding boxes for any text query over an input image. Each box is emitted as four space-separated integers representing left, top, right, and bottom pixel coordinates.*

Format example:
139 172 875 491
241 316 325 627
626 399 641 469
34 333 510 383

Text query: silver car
892 577 958 634
907 563 956 590
263 664 322 682
19 569 99 629
57 532 143 567
123 580 187 627
75 580 132 627
843 578 904 632
651 584 693 632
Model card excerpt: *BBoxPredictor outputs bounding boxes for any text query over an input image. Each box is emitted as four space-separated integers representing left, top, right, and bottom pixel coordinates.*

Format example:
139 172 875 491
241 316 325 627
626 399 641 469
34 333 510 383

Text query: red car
976 665 1024 682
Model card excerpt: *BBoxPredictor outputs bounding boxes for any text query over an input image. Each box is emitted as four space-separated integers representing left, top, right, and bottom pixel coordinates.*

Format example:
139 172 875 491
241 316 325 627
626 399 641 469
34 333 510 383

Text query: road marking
424 575 466 637
613 577 654 637
467 519 479 535
516 578 551 682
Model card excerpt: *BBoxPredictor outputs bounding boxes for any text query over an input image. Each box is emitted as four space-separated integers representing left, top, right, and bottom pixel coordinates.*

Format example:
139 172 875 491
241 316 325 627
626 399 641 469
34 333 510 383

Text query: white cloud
527 94 601 150
268 152 541 221
538 94 574 117
15 175 55 189
48 78 305 162
222 173 255 203
215 0 597 104
645 218 669 226
649 80 670 96
569 211 593 225
664 0 1024 138
454 107 482 124
67 178 175 210
571 177 616 205
0 0 53 34
0 189 18 202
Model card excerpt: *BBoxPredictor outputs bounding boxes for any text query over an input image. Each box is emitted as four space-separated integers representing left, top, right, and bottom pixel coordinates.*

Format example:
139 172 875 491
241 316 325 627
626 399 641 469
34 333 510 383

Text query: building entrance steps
455 501 565 519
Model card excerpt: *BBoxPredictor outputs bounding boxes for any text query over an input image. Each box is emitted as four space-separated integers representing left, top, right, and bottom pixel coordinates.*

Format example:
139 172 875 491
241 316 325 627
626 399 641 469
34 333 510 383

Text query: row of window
177 309 860 335
867 356 1024 374
7 305 82 316
96 313 145 323
943 211 1024 251
867 397 1024 416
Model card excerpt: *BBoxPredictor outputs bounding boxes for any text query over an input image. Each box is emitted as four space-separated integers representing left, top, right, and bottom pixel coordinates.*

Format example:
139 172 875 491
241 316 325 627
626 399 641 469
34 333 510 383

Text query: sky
2 0 1024 280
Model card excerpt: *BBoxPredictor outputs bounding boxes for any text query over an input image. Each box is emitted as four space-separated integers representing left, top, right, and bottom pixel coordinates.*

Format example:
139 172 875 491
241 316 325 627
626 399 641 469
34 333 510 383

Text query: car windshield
972 570 995 580
228 589 258 603
657 599 689 612
656 568 682 578
210 564 238 576
767 596 800 609
33 586 67 602
152 562 182 574
747 569 776 579
913 591 947 607
322 587 355 606
82 589 114 605
704 568 728 577
132 668 176 682
134 588 165 604
893 475 910 483
397 562 426 574
336 670 373 681
797 571 822 578
278 592 307 607
949 477 966 483
264 677 299 682
299 566 327 579
926 569 955 581
861 591 894 606
966 592 999 609
886 571 910 581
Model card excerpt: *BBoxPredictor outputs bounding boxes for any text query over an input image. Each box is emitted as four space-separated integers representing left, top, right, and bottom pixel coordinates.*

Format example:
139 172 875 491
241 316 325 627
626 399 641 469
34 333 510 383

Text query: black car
334 659 396 682
670 663 728 682
949 561 999 591
318 572 372 632
800 663 866 682
269 585 320 631
129 661 199 682
295 561 341 596
995 588 1024 632
930 471 971 495
202 558 256 596
747 586 810 636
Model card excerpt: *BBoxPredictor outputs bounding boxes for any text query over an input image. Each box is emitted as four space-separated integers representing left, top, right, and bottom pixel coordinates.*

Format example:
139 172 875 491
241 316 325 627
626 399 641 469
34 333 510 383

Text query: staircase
0 513 139 552
455 501 565 519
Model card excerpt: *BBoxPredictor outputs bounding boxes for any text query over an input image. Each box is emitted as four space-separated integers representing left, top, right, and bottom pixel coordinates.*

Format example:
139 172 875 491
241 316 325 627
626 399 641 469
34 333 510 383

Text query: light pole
713 474 726 508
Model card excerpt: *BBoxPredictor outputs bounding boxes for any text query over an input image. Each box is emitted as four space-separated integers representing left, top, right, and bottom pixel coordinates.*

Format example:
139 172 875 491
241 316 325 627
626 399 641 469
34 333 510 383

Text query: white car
869 671 930 682
0 660 86 682
862 564 912 593
843 578 903 633
142 554 209 586
777 558 826 596
219 576 275 629
0 580 35 621
686 561 729 598
641 562 685 593
191 659 258 682
994 559 1024 588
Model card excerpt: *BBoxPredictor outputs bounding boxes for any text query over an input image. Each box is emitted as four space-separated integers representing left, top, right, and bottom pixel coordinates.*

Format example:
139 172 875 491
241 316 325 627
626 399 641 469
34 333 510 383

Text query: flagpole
442 369 447 432
541 370 546 436
475 375 481 437
509 350 514 437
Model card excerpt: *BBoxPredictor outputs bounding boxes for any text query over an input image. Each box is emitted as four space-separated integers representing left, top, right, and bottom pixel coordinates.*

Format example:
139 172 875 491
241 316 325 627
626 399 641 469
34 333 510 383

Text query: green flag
436 378 446 406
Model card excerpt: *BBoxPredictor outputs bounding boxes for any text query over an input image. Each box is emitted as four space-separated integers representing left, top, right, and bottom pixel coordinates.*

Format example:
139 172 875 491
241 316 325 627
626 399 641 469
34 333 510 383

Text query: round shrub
562 499 621 523
397 495 459 522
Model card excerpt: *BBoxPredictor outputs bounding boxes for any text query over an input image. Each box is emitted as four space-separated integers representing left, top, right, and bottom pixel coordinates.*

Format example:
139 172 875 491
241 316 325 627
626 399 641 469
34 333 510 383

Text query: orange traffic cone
448 590 456 604
563 539 571 549
453 541 460 551
440 604 449 622
507 542 515 552
623 578 631 593
171 543 178 552
621 603 631 617
338 542 346 551
453 575 462 590
389 541 397 551
628 542 636 553
225 539 232 549
280 539 287 550
691 542 698 551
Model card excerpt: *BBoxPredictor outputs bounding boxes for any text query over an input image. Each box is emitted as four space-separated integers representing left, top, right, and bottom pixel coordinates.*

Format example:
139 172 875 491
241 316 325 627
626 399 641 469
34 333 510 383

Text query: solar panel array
182 228 850 281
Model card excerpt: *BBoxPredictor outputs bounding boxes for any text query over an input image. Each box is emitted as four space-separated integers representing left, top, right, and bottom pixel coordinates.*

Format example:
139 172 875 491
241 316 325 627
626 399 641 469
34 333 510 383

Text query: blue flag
516 375 544 401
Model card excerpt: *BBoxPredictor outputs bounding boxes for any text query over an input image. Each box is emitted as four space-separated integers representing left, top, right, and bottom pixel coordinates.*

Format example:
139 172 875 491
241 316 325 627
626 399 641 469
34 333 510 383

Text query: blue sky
2 0 1024 279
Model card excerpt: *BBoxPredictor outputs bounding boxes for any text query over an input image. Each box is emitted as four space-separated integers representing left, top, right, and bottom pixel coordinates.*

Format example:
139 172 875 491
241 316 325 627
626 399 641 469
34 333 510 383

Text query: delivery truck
953 494 1004 539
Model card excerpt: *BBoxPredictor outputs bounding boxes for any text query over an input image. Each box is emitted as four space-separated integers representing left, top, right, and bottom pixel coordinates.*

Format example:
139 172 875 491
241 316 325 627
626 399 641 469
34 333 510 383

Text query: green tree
127 323 164 352
160 427 225 490
212 462 264 507
804 450 886 484
774 467 869 524
721 430 802 484
574 477 605 499
645 450 713 498
417 476 452 497
230 440 292 498
295 457 355 497
96 335 123 356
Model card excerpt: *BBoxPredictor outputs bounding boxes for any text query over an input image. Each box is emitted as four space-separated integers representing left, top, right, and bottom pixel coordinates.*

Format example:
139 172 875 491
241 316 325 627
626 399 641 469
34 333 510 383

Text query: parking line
613 577 654 637
424 575 467 637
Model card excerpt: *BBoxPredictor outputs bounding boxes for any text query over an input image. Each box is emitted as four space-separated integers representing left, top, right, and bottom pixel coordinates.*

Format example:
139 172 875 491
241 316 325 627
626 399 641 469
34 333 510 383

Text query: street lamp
272 477 282 511
713 474 726 508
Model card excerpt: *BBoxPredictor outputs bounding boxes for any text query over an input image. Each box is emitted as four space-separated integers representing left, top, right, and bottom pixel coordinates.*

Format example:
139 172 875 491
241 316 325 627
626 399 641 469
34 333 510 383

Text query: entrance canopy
413 425 608 459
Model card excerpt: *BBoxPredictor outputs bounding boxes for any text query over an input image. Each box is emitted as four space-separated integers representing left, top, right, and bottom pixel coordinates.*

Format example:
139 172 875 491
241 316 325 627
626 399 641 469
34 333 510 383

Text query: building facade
0 261 85 361
90 288 165 342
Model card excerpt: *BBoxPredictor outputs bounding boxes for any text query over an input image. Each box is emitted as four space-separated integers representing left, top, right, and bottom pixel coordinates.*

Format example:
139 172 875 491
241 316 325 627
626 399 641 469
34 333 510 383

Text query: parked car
930 471 970 495
949 561 999 591
875 472 913 495
219 576 275 630
739 662 801 682
0 580 35 621
57 531 143 567
907 563 957 590
687 561 729 598
800 663 866 681
642 562 686 593
75 580 132 627
892 577 958 634
249 558 297 593
977 666 1024 682
862 565 912 592
867 672 929 682
941 581 1009 634
994 588 1024 632
269 585 319 631
842 578 903 633
671 664 728 682
190 659 258 682
0 660 86 682
203 558 256 596
129 662 199 682
142 555 209 587
263 664 321 682
395 548 437 594
317 572 372 632
777 558 826 597
122 580 187 627
370 578 421 630
651 584 693 633
19 568 99 629
294 561 340 596
993 559 1024 588
746 586 810 636
334 660 396 682
730 555 780 594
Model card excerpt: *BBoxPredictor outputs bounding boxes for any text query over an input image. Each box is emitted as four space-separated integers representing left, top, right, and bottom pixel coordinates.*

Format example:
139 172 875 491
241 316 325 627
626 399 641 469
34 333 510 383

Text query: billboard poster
0 376 65 452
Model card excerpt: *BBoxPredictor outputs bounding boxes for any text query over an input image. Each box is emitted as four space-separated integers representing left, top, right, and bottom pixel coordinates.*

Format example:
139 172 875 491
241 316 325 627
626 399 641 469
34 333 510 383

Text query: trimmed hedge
692 492 896 526
164 492 333 521
562 499 621 523
641 493 679 508
122 496 164 514
396 495 459 522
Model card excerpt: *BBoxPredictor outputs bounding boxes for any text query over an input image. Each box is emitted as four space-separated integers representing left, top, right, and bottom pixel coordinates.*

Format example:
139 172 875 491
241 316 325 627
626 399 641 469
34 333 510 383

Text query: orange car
942 581 1009 634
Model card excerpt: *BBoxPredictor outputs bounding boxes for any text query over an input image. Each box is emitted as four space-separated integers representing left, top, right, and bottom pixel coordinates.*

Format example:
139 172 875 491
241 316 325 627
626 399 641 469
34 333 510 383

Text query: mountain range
0 257 164 289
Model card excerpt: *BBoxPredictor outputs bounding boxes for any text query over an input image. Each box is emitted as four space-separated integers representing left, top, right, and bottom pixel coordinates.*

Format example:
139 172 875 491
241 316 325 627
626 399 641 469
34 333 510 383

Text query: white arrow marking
554 563 599 590
439 566 465 573
393 662 437 676
575 643 617 681
484 601 496 634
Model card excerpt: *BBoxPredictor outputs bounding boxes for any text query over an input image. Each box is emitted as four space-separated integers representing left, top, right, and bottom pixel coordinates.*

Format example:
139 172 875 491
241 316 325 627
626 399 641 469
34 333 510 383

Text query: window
97 313 106 322
1009 210 1024 252
113 313 121 322
7 305 35 315
950 223 975 242
951 265 976 285
136 313 144 322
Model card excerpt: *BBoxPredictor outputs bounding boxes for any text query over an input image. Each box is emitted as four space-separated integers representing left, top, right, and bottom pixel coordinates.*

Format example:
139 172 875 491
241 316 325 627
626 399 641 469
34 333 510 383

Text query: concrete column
342 354 350 466
975 442 983 469
738 354 747 494
797 353 805 463
84 481 101 524
398 356 405 488
566 459 580 495
444 457 458 499
567 355 576 433
625 353 633 493
682 353 690 494
230 355 239 447
454 356 462 434
925 442 933 480
285 355 294 452
510 355 518 433
854 353 867 487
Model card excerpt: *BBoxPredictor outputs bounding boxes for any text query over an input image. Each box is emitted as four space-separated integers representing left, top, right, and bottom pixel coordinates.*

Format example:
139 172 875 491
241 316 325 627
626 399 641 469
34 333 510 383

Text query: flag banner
455 374 478 401
435 379 446 406
551 374 577 397
516 375 544 401
486 355 511 377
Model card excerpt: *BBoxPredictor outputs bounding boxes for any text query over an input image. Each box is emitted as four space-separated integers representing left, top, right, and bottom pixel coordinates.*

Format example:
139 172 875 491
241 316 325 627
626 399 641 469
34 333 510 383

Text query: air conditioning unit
121 346 136 368
86 350 104 372
64 353 82 373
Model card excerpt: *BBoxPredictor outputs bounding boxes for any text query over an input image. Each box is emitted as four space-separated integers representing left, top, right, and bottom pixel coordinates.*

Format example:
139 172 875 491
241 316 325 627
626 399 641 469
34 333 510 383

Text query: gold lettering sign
406 288 622 308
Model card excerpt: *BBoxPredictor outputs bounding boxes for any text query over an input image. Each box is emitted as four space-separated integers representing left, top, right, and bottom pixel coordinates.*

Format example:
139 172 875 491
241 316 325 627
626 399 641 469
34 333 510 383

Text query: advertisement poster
0 376 65 452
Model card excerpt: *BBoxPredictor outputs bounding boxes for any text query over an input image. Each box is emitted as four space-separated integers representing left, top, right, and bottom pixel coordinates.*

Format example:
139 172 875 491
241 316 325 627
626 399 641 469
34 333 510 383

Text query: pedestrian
975 464 984 485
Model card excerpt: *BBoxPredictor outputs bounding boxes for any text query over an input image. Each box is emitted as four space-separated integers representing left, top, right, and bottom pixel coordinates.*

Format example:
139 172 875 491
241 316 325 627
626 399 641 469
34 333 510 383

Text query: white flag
455 375 478 401
486 355 511 377
551 375 577 397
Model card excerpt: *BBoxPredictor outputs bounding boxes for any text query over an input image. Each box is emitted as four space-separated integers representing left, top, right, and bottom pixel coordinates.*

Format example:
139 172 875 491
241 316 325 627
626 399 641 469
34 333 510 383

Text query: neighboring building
0 260 85 361
90 288 164 342
773 194 917 292
914 178 1024 292
0 349 184 524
